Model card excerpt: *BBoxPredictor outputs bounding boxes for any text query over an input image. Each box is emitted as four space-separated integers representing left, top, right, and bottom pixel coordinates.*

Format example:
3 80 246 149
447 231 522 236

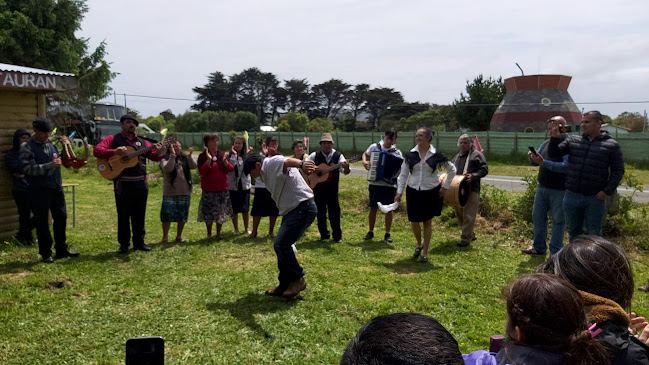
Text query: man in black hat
19 118 80 263
94 114 162 254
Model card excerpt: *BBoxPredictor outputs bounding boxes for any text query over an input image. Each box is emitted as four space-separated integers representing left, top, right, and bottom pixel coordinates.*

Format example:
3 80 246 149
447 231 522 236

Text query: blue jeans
532 186 566 255
274 200 317 288
563 190 606 242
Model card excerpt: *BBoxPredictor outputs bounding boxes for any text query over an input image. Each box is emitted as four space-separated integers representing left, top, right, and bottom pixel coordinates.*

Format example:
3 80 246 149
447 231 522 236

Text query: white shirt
364 142 403 187
396 145 456 194
227 154 251 191
307 149 347 173
261 156 314 216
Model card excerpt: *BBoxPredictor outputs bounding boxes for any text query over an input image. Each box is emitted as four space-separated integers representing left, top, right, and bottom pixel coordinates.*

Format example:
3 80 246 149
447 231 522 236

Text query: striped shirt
261 156 314 216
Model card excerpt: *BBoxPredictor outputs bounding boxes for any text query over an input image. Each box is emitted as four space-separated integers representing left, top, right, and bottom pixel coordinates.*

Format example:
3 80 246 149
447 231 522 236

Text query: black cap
119 114 139 126
33 118 53 132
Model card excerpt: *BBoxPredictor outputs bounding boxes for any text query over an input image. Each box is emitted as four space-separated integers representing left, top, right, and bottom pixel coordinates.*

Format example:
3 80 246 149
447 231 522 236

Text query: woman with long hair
494 273 611 365
226 136 251 235
160 141 196 244
395 127 456 263
538 235 649 364
197 133 233 239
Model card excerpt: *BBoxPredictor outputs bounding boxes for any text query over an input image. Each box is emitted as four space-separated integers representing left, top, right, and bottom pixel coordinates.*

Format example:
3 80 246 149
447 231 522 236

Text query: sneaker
521 247 545 256
233 230 240 236
42 256 54 263
363 231 374 240
282 277 307 298
413 246 423 258
457 240 470 247
133 244 152 252
384 232 392 243
638 283 649 292
419 256 429 263
55 249 80 259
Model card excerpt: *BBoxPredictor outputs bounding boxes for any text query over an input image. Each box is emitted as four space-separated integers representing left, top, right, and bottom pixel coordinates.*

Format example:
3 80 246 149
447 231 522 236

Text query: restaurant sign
0 71 76 91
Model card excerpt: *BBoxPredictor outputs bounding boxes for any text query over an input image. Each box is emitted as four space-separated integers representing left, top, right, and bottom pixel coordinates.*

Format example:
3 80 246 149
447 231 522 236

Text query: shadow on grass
516 255 547 276
207 292 297 339
348 240 394 252
296 239 336 252
428 240 475 255
382 258 441 274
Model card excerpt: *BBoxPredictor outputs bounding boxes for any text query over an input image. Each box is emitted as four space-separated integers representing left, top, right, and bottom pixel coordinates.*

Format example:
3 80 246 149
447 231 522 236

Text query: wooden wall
0 90 43 238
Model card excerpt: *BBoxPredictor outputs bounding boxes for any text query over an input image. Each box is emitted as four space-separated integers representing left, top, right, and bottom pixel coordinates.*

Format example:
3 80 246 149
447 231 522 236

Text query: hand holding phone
528 146 538 156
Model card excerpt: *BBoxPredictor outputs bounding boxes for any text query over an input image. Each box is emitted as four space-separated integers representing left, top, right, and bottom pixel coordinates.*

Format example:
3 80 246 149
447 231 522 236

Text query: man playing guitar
94 114 162 254
307 133 350 243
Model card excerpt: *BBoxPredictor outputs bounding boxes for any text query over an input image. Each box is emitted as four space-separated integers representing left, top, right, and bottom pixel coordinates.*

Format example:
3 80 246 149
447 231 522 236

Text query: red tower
490 74 581 132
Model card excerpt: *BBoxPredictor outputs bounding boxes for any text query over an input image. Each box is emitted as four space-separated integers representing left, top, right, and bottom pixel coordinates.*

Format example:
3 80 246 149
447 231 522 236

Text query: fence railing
144 131 649 162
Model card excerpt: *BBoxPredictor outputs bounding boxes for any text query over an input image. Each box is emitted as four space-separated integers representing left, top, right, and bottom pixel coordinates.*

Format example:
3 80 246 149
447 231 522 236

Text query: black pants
31 188 67 257
314 184 342 240
12 188 34 242
115 180 148 248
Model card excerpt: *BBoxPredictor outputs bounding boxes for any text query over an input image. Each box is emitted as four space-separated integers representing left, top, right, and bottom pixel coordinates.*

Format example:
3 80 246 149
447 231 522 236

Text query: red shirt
93 132 162 161
198 151 233 192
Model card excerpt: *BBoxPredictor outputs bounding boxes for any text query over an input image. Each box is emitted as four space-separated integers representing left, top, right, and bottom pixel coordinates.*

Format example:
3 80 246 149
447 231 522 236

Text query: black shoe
457 240 470 247
12 234 30 246
384 232 392 243
42 256 54 263
319 235 330 241
133 244 152 251
333 238 343 243
55 249 80 259
363 231 374 240
117 245 129 254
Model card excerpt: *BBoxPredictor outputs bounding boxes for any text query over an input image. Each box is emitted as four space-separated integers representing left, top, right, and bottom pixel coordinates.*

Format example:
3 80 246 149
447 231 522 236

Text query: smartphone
528 146 538 156
559 125 572 133
126 337 164 365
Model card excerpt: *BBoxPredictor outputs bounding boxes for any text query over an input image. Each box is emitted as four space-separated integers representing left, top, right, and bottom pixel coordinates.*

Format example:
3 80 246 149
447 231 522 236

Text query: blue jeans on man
274 200 317 290
563 190 606 242
532 186 566 255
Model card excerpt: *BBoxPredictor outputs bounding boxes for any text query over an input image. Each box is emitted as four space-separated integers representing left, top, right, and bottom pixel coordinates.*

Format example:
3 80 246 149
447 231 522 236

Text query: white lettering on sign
0 72 57 90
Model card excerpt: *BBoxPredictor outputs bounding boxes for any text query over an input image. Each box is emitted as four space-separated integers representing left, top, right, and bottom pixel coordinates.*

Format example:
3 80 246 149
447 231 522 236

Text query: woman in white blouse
396 128 456 263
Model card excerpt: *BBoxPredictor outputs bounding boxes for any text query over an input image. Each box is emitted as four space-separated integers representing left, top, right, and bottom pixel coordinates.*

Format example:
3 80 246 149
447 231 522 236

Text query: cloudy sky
80 0 649 119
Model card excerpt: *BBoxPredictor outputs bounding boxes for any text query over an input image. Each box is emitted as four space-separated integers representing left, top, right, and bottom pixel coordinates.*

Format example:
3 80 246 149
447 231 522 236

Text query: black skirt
251 187 279 217
230 189 251 214
406 185 443 222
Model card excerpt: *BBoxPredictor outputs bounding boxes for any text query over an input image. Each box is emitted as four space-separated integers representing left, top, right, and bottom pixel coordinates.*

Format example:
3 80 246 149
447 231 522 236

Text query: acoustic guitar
97 137 176 180
302 156 360 189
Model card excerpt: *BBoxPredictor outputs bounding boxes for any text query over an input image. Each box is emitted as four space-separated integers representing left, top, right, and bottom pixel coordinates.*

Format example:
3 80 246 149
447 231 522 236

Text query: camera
559 125 572 133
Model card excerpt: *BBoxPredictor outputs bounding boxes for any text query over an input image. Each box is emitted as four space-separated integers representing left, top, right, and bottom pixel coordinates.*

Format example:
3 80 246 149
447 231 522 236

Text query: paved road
348 166 649 203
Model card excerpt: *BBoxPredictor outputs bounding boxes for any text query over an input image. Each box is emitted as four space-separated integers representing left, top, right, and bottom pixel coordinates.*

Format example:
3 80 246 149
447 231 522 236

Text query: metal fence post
514 132 518 154
486 131 490 153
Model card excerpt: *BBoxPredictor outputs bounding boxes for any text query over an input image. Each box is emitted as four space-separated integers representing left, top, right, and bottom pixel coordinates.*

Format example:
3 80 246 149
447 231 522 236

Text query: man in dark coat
5 129 34 245
19 119 80 263
548 110 625 241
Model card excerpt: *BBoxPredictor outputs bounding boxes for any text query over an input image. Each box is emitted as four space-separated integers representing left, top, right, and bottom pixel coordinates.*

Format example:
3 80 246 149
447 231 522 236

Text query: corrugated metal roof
0 63 75 77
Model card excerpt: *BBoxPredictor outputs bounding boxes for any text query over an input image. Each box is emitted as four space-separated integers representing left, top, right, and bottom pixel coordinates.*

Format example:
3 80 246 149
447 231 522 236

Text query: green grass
1 167 648 364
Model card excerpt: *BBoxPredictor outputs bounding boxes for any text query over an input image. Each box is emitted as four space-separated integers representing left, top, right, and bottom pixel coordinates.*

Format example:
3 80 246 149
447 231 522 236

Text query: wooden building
0 63 77 238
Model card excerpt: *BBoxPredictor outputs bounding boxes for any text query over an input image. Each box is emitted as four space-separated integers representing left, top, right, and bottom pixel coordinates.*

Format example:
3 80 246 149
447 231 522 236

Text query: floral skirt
198 190 232 224
160 195 190 222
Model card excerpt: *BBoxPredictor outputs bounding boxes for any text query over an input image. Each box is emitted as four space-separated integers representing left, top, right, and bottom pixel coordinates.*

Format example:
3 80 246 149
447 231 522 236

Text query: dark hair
233 136 248 158
265 136 278 145
503 273 610 365
243 153 265 175
340 313 463 365
203 132 219 147
583 110 604 123
291 139 304 151
417 127 434 142
537 235 634 310
384 128 397 139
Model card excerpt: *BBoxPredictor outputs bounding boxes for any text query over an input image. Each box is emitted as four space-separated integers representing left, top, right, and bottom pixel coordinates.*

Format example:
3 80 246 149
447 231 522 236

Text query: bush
603 172 646 237
513 175 538 235
479 184 515 227
307 118 334 132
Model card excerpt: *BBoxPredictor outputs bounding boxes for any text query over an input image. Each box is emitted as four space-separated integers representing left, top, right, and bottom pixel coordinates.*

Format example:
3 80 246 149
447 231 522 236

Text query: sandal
419 256 429 263
413 246 423 258
175 237 185 243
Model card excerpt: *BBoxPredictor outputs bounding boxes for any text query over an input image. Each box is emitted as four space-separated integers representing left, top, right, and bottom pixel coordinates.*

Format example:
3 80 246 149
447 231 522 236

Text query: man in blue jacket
548 111 625 241
522 117 569 256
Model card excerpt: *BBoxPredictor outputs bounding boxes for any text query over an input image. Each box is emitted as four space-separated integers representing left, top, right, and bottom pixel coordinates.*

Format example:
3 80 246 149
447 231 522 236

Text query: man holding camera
522 117 569 256
548 111 625 241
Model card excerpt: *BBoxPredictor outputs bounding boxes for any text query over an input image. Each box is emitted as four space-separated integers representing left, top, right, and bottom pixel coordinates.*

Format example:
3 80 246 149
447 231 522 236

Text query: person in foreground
20 119 80 263
243 151 317 298
539 235 649 364
340 312 463 365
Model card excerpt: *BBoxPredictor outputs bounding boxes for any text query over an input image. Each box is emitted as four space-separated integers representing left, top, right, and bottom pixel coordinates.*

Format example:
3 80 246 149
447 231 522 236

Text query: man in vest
452 134 488 247
20 118 80 263
522 117 569 256
94 114 162 254
307 133 351 243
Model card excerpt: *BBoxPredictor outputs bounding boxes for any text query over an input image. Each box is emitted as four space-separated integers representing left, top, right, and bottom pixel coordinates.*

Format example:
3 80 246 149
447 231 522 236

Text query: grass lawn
1 166 649 364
